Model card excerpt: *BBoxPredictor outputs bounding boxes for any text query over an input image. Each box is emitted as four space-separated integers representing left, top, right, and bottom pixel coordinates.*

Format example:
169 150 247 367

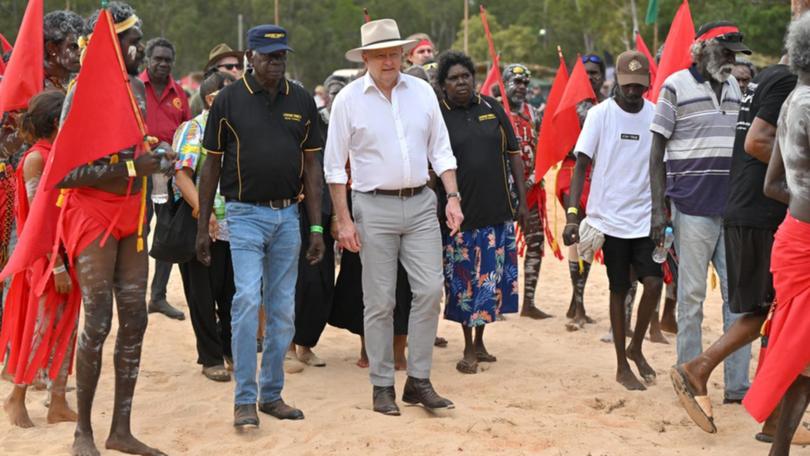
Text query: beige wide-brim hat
345 19 418 63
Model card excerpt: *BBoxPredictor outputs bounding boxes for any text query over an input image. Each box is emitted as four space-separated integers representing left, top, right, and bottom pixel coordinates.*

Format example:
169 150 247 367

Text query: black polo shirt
203 72 323 202
441 94 519 232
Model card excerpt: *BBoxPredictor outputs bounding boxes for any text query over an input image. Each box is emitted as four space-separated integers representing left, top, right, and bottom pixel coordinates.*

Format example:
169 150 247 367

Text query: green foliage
0 0 791 89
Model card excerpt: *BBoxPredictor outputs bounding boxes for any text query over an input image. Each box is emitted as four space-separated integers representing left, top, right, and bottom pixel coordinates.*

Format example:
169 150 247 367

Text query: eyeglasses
582 54 603 65
217 63 243 71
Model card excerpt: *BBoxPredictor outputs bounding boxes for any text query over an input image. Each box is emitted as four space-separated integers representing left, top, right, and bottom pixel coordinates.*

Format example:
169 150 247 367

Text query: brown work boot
258 399 304 420
234 404 259 428
373 386 400 416
402 377 455 410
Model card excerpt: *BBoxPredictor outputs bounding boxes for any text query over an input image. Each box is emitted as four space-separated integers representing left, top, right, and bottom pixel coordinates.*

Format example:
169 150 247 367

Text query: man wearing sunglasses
191 44 245 116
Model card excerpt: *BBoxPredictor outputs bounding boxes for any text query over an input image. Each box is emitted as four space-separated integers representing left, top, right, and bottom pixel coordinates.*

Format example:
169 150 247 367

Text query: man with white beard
649 21 751 422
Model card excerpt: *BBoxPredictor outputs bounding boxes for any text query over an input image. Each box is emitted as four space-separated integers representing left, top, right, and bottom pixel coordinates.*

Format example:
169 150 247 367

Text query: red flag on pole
649 0 695 102
0 9 144 281
635 31 658 93
479 5 512 119
0 34 12 54
0 0 43 113
480 55 500 96
533 53 578 182
554 57 597 120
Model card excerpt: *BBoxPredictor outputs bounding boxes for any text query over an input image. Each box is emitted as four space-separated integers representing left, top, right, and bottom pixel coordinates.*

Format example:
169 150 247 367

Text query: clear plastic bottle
151 173 169 204
652 226 674 263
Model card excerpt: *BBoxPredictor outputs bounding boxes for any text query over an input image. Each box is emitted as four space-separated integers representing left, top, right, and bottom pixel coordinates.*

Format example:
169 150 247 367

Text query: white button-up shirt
323 72 457 192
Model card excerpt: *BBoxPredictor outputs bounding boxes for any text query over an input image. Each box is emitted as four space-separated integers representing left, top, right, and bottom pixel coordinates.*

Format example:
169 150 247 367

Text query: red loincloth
60 187 142 262
0 142 81 384
743 212 810 422
554 155 591 211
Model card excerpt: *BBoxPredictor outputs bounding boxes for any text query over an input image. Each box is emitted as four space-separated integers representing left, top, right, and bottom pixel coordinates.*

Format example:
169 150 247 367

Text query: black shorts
602 235 663 292
725 225 775 315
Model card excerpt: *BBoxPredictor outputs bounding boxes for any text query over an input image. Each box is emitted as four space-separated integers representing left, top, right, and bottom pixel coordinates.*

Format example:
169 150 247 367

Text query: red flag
479 5 512 119
0 10 144 281
0 34 12 54
534 54 579 182
43 10 144 189
554 57 597 120
480 55 500 96
649 0 695 102
635 32 658 89
0 0 43 113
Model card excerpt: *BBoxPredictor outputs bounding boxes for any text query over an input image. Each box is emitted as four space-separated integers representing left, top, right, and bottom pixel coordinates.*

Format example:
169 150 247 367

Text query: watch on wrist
447 191 461 202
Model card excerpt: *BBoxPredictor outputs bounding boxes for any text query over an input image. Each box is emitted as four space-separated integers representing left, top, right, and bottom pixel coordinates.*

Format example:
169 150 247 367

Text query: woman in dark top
436 51 529 374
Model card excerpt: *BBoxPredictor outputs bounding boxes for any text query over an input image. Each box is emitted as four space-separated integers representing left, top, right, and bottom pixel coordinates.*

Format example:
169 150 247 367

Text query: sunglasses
217 63 243 71
582 54 603 64
422 62 438 71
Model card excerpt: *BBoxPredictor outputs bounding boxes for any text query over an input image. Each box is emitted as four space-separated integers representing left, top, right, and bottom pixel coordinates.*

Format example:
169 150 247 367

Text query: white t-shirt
575 98 655 239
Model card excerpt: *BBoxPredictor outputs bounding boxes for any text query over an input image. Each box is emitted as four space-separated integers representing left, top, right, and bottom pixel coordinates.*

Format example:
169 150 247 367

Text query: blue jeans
226 202 301 406
672 206 751 400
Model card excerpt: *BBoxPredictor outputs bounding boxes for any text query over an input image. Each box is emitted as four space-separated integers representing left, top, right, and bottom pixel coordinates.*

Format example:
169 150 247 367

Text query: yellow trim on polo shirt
242 75 254 95
478 113 497 121
222 119 242 199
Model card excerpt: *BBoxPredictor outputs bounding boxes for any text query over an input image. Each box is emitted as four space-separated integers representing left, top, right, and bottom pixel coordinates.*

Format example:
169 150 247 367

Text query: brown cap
205 43 244 72
615 50 650 87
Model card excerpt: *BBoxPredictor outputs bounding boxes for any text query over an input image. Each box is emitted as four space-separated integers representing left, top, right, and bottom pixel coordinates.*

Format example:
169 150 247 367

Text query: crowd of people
0 2 808 455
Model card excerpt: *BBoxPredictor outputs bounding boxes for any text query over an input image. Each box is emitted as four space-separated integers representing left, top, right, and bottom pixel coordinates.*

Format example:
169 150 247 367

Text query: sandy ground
2 203 809 455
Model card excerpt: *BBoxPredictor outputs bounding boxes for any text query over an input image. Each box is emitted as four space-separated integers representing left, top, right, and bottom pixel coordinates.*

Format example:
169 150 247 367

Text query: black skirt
725 225 775 315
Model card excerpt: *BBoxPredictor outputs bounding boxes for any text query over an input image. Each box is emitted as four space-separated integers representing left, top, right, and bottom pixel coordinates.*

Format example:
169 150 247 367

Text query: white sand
2 191 808 455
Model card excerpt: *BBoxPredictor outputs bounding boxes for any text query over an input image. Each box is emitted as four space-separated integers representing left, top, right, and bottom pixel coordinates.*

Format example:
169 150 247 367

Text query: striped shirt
650 65 741 216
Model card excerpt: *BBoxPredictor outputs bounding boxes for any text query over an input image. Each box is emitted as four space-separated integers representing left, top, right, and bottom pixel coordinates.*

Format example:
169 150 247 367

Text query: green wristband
310 225 324 234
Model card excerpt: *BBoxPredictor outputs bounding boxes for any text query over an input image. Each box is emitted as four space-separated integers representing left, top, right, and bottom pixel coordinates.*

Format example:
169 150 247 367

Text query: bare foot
47 397 78 424
584 314 596 324
661 306 678 334
394 358 407 371
356 357 369 368
72 432 100 456
566 302 576 319
474 345 497 362
626 346 656 384
616 368 647 391
520 306 553 320
4 391 34 428
106 433 167 456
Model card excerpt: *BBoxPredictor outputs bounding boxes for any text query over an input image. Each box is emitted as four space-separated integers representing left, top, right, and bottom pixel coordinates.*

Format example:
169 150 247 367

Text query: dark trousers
293 212 335 347
179 241 234 367
148 201 174 303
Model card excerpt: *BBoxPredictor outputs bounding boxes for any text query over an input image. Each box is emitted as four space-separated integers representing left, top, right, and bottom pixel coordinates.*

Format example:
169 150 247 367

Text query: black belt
225 197 296 209
364 185 426 197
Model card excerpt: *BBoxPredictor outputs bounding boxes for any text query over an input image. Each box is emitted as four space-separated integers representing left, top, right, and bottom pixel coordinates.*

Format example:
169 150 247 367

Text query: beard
705 53 734 82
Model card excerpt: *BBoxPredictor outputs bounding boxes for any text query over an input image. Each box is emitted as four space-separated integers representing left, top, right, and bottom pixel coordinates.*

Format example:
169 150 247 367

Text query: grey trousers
352 190 443 387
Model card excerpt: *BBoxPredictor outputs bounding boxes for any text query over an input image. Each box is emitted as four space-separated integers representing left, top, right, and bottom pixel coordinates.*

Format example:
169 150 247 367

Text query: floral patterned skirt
443 221 518 327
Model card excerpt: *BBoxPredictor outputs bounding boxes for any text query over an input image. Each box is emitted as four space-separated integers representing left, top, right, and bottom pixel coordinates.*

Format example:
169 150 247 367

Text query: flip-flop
475 351 497 362
456 359 478 374
756 424 810 445
670 365 716 433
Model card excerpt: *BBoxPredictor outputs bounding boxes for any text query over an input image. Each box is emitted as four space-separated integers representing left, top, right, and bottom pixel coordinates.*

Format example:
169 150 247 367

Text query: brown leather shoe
402 377 455 410
234 404 259 428
373 386 401 416
258 399 304 420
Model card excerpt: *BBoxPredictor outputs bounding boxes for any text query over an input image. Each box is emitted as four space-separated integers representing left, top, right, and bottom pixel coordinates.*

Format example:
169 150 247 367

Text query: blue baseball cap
247 25 294 54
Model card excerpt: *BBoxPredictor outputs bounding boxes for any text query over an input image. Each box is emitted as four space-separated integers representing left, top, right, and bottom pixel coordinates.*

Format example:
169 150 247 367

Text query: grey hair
689 38 719 63
43 11 84 45
786 11 810 76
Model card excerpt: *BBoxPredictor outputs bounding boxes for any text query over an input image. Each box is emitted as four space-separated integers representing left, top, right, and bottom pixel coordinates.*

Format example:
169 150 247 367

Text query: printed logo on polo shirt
620 133 640 141
478 113 496 122
172 97 182 110
283 112 302 122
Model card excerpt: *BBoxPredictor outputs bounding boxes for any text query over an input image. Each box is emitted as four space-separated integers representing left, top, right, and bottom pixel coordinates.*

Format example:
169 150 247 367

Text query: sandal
297 351 326 367
670 365 716 433
434 337 448 348
475 351 497 363
202 365 231 382
456 359 478 374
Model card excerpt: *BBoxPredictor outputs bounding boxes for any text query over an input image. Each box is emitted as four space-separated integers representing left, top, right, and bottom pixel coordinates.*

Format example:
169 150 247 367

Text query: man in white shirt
324 19 463 416
562 51 663 391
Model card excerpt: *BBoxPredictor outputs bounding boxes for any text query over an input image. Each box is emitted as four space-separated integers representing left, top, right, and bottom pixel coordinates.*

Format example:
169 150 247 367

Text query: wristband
53 265 67 274
125 159 137 177
310 225 324 234
567 207 579 215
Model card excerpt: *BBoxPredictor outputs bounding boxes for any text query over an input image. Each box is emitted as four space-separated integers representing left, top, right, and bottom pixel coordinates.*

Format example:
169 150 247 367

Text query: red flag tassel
539 188 563 260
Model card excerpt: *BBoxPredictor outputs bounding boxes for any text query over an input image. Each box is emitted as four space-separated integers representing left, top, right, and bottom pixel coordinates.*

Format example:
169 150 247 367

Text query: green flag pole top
101 0 108 8
645 0 658 24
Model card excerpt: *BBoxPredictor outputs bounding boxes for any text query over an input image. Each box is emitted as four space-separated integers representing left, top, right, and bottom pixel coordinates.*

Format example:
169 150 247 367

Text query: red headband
697 26 740 42
409 39 433 55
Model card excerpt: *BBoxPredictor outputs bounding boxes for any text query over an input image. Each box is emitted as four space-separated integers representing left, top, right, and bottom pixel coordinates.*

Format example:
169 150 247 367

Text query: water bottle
151 173 169 204
652 227 674 263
